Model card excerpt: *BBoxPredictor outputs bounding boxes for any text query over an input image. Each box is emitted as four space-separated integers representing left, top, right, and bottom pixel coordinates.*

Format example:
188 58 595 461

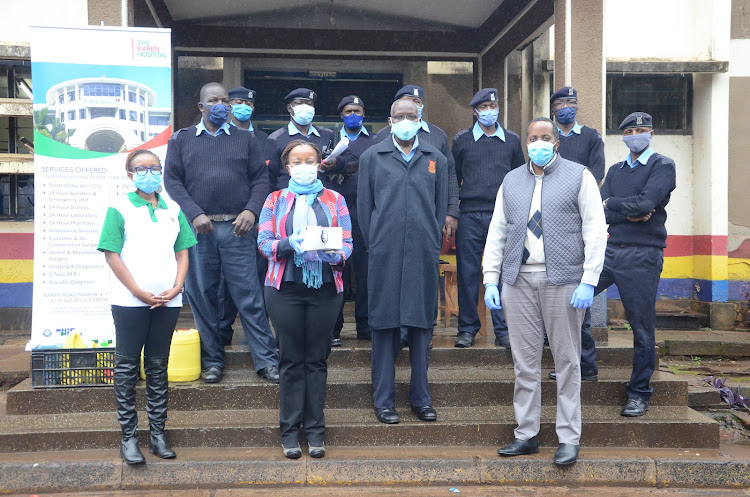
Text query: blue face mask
392 119 421 141
291 104 315 126
342 113 364 131
416 104 424 120
133 172 162 194
623 132 652 154
232 103 253 122
527 141 556 167
476 108 499 127
556 106 577 125
202 102 230 126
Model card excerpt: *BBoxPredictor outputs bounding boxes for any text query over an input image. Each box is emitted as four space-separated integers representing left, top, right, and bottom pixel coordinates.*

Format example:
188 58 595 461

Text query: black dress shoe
400 339 409 349
548 370 599 382
331 338 343 347
621 397 649 417
494 335 511 349
375 408 400 424
258 365 280 383
497 436 539 457
554 443 579 466
454 332 474 348
282 442 302 459
411 405 437 422
357 334 372 341
203 366 223 384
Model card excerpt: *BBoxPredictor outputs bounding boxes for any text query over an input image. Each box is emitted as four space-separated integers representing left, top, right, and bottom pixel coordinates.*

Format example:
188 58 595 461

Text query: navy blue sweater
600 152 676 248
451 126 524 213
164 125 270 221
557 125 605 183
267 124 336 190
320 131 375 199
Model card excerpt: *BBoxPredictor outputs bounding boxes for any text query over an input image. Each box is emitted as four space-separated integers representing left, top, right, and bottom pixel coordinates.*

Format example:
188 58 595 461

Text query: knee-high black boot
114 353 145 465
144 357 176 459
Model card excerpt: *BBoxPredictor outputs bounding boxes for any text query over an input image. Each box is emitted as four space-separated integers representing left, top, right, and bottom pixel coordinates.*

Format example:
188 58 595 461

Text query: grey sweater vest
501 155 585 286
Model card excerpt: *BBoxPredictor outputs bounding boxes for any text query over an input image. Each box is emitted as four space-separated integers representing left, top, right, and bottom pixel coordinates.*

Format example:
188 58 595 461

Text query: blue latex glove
317 250 343 264
484 283 502 310
570 283 594 309
289 231 305 254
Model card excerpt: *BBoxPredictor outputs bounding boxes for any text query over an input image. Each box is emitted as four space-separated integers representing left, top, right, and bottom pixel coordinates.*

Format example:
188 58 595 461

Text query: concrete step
7 445 750 494
227 342 641 370
5 369 687 415
655 310 706 330
0 405 718 453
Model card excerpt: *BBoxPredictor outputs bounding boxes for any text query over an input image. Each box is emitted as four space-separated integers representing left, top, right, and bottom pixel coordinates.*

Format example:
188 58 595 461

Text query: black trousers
111 305 180 359
371 327 432 410
265 283 343 445
333 202 370 338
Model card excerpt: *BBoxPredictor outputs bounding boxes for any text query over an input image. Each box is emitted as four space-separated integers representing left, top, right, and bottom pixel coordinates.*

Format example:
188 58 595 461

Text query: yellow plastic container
140 328 201 382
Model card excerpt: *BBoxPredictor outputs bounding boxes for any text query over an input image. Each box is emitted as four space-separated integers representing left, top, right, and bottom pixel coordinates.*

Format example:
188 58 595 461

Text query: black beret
618 112 653 130
285 88 317 103
228 86 255 102
550 86 577 103
337 95 365 113
394 85 425 102
470 88 499 108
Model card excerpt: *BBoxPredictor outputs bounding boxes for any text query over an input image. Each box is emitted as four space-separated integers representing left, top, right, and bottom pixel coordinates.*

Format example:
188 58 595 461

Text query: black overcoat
357 138 448 330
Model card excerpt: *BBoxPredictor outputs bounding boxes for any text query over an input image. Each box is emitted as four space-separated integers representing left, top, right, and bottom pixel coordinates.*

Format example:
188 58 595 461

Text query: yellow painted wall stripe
0 259 33 283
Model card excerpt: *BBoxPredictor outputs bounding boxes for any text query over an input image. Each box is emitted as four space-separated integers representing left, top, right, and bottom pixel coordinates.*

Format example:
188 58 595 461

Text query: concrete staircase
0 314 719 454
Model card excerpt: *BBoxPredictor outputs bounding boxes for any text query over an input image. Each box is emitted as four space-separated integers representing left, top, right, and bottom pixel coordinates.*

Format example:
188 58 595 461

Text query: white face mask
289 163 319 185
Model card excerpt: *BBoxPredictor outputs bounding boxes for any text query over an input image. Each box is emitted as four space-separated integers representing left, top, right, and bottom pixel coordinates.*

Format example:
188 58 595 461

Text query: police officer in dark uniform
325 95 374 346
218 86 271 346
452 88 524 349
596 112 676 417
267 88 337 190
548 86 605 382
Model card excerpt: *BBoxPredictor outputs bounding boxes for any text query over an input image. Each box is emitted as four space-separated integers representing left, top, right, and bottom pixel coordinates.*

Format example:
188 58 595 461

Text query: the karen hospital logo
133 38 168 60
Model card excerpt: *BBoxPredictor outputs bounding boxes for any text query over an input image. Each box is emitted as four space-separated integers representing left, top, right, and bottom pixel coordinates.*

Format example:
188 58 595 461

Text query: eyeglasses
132 166 162 176
552 99 578 110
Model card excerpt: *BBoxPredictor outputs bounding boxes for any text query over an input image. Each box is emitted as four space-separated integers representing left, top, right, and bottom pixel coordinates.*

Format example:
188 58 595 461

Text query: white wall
604 134 694 237
605 0 730 61
0 0 88 43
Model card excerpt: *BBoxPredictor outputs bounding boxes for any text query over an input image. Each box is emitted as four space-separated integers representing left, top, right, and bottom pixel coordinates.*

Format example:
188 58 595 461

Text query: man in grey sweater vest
482 118 607 466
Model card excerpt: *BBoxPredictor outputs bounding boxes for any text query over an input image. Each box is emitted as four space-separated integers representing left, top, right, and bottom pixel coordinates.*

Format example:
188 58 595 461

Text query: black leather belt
206 214 238 222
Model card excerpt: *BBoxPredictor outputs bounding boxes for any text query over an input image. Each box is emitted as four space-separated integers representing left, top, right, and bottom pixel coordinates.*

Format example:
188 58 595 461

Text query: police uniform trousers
456 211 508 339
185 220 278 373
595 244 663 401
503 271 584 444
333 201 370 339
371 327 432 410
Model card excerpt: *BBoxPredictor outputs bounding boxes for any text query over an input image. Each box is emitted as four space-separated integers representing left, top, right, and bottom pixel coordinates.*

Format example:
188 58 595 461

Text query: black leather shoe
400 339 409 349
282 442 302 459
308 443 326 458
621 397 649 417
411 405 437 422
258 365 280 383
375 408 400 424
548 370 599 382
494 335 511 349
497 436 539 457
357 333 372 341
149 432 176 459
554 443 579 466
120 436 146 465
454 332 475 348
331 338 343 347
203 366 223 384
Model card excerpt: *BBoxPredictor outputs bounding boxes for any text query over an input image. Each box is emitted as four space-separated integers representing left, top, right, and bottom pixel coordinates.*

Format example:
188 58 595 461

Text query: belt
206 214 238 222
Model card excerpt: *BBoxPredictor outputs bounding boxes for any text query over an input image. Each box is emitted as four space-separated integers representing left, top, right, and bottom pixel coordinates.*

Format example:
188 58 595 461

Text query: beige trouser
502 271 585 444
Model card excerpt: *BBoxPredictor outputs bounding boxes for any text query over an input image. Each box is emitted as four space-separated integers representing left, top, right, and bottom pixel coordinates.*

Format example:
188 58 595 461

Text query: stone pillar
223 58 243 90
554 0 607 328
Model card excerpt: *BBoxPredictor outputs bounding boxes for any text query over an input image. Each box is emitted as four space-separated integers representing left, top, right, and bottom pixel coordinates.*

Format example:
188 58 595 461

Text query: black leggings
111 305 180 359
264 283 343 445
